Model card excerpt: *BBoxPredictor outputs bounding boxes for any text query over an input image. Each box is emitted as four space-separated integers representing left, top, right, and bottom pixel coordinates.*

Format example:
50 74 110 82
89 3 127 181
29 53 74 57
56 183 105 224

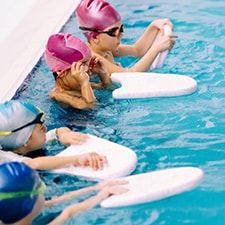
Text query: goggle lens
79 24 124 37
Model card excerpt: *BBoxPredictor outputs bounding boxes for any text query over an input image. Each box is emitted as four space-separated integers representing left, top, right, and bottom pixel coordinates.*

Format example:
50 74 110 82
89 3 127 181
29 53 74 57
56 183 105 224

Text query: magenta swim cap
76 0 121 40
45 33 91 73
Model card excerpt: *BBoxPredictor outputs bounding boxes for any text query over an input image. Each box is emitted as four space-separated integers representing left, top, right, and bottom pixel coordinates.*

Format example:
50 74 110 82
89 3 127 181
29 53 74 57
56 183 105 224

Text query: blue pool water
14 0 225 224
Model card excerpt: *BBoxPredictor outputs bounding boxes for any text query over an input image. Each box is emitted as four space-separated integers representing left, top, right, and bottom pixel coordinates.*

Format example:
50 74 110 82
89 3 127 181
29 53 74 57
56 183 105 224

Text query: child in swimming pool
45 33 111 109
0 100 107 171
0 162 128 225
76 0 178 74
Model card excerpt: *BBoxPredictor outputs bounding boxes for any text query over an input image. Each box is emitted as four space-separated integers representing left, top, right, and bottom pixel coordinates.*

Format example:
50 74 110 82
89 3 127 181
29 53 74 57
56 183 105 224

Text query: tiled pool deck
0 0 80 103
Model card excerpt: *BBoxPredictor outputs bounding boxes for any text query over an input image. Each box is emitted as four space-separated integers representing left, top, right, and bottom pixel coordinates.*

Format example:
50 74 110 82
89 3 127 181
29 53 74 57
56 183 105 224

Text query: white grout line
0 0 80 103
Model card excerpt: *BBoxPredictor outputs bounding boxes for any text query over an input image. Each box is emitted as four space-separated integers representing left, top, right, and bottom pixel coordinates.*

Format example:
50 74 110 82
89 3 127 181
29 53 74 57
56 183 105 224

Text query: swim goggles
0 181 45 200
0 107 46 136
79 24 124 37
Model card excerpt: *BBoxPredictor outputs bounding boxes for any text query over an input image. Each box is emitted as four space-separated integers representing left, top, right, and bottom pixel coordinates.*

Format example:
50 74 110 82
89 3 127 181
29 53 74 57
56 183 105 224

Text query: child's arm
47 181 128 225
49 88 95 110
49 62 96 109
98 34 176 74
115 18 175 58
45 185 97 207
97 18 177 74
23 152 107 170
45 180 128 206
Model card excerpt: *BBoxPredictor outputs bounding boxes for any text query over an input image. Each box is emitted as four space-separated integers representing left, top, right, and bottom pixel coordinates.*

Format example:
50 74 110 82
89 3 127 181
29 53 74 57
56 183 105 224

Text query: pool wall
0 0 80 103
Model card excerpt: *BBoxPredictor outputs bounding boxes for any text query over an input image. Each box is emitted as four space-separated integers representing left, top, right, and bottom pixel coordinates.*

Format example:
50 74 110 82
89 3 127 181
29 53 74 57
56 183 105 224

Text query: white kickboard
52 135 137 181
150 24 172 70
111 72 197 99
101 167 204 208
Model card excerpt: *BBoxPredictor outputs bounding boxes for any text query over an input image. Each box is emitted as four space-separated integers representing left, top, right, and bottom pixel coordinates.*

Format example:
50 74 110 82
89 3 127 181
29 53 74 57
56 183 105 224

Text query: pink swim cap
76 0 121 40
45 33 91 73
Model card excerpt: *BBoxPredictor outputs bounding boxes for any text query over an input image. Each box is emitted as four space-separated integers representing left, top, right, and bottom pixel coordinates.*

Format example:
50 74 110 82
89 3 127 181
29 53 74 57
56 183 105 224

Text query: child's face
97 21 123 52
24 124 47 153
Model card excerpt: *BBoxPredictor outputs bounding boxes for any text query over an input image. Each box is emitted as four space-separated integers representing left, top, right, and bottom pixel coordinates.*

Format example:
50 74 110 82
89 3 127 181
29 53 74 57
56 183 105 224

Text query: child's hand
97 182 129 200
91 57 108 75
95 180 129 190
89 57 111 87
151 18 174 34
71 62 90 84
155 35 177 52
57 128 89 145
70 61 84 77
76 152 108 170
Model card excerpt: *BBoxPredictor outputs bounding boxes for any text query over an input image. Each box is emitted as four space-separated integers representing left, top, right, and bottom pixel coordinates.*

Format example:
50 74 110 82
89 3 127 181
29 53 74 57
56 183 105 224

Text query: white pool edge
0 0 80 103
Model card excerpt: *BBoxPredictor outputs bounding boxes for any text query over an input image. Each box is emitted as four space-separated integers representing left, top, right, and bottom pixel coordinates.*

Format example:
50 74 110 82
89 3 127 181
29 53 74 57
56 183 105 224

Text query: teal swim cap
0 100 42 150
0 162 43 224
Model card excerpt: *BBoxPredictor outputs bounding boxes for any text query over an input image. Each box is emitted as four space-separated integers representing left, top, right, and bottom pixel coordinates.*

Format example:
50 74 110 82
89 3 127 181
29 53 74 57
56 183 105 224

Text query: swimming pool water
15 0 225 224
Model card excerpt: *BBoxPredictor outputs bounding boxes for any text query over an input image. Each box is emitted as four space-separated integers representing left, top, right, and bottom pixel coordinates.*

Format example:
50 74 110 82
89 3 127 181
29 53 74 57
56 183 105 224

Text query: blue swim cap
0 162 42 224
0 100 41 150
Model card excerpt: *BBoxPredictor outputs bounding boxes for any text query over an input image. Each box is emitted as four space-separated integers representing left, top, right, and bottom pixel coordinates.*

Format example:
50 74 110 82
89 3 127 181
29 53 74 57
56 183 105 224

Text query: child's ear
93 36 99 44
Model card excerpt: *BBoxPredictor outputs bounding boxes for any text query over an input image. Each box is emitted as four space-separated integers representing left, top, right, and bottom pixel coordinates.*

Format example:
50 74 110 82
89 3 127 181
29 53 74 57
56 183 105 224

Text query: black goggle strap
79 26 102 33
79 25 123 36
11 112 46 133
